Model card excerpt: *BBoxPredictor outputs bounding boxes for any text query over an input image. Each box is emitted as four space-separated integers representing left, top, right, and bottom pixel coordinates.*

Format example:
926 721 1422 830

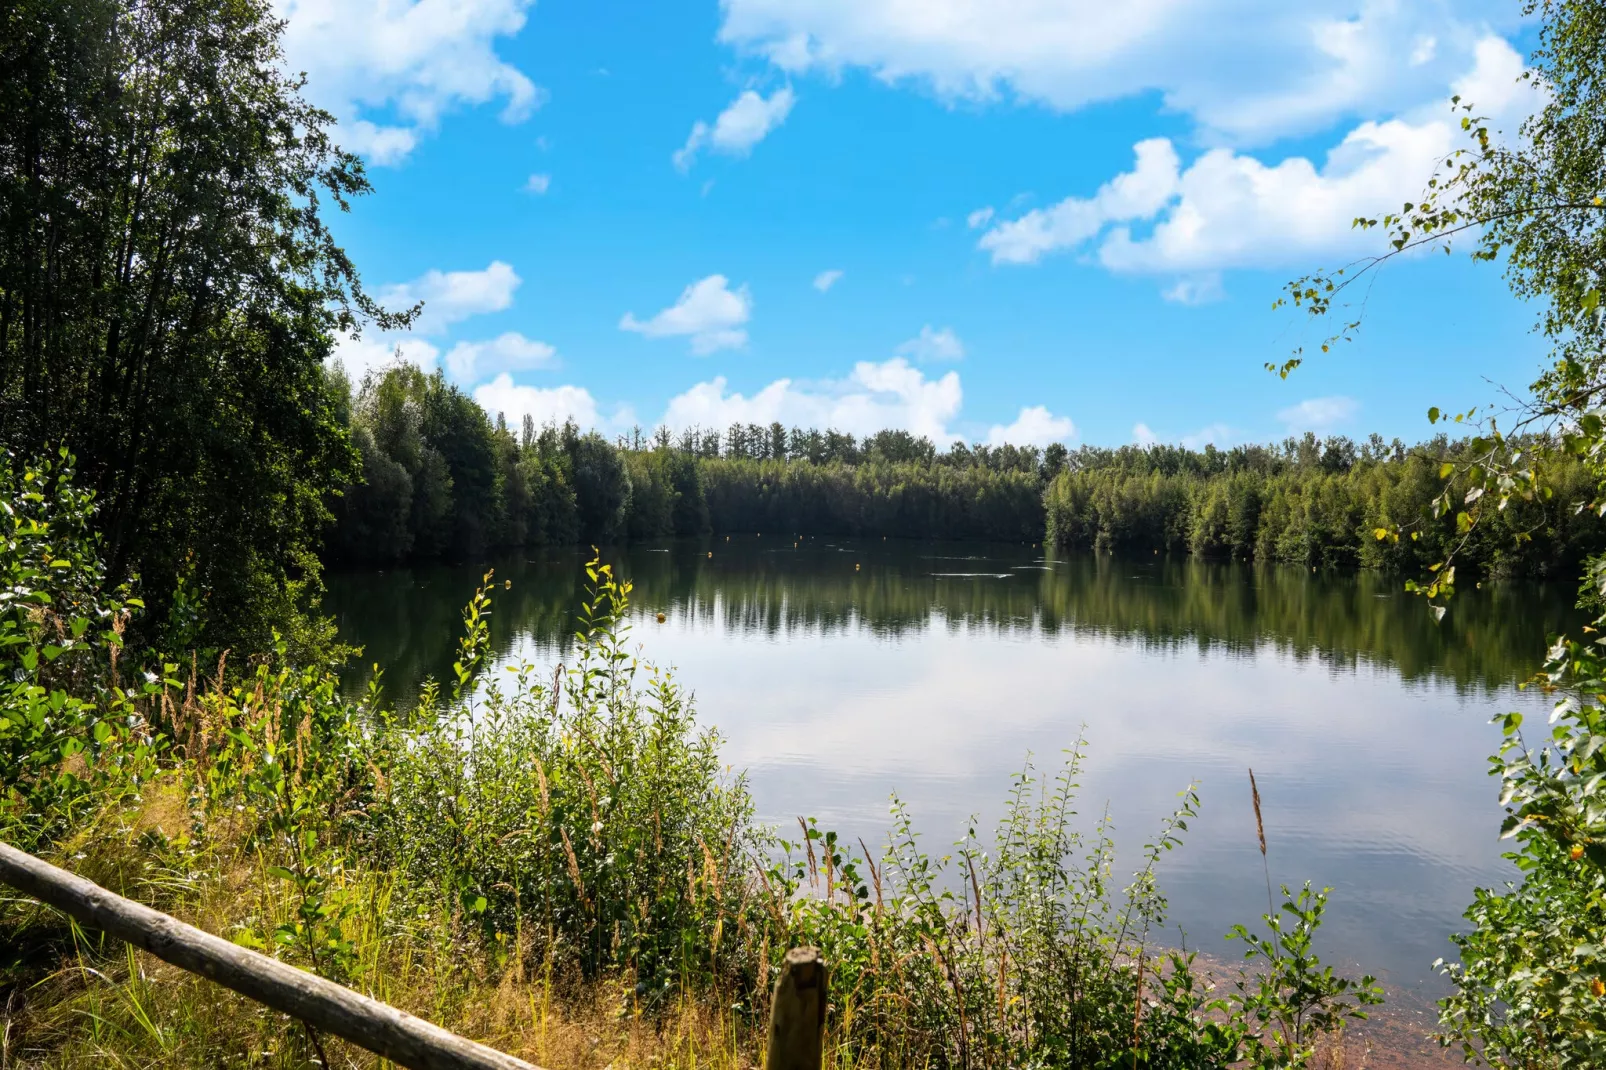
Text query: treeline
1046 436 1604 578
329 367 1604 577
326 365 1060 563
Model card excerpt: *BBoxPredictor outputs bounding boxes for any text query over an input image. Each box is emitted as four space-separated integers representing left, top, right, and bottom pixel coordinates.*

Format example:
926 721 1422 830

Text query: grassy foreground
0 457 1382 1069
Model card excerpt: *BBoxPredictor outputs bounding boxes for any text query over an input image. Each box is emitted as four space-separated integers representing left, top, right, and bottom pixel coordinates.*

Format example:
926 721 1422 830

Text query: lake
324 536 1580 1000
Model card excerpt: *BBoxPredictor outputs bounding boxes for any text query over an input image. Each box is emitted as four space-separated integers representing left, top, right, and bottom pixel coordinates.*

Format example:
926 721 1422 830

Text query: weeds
0 458 1381 1067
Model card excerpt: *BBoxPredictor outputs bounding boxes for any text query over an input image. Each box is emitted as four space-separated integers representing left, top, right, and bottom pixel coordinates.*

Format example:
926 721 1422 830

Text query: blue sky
284 0 1547 449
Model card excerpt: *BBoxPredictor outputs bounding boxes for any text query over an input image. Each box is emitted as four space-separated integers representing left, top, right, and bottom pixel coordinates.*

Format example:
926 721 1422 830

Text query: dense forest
324 363 1057 561
1044 436 1604 577
328 364 1606 579
3 0 1606 1063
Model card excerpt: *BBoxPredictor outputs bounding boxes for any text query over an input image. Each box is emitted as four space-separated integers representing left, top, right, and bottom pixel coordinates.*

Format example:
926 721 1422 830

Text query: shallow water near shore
326 536 1581 1000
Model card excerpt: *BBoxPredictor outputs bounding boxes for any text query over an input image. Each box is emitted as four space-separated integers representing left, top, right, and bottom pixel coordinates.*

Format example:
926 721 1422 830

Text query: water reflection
325 538 1581 995
329 538 1578 699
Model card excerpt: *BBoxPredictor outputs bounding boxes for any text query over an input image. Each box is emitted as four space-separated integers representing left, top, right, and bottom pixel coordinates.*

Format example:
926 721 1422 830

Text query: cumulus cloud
1132 421 1236 449
444 332 557 380
1278 396 1359 431
975 36 1535 283
979 137 1180 266
986 406 1075 447
674 87 796 170
275 0 543 164
813 268 844 292
895 325 965 362
662 358 962 442
1161 273 1225 305
718 0 1516 143
376 261 522 334
328 261 526 381
330 335 441 383
966 206 995 229
473 374 624 433
620 274 753 354
524 173 551 194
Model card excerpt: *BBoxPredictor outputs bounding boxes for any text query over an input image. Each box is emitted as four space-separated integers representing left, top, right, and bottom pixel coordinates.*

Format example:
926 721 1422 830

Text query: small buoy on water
855 563 861 571
656 612 666 623
708 551 713 558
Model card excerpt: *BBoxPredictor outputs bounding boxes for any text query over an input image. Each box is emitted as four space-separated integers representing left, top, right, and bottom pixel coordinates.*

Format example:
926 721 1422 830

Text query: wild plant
1227 884 1383 1068
365 557 768 997
0 463 1385 1069
0 450 159 853
767 751 1238 1068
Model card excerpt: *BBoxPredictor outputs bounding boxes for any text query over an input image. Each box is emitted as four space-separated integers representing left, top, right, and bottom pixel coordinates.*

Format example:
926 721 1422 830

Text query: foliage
1227 884 1382 1068
0 452 163 854
1279 2 1606 1064
1045 434 1603 577
0 0 408 652
700 457 1044 542
0 461 1380 1067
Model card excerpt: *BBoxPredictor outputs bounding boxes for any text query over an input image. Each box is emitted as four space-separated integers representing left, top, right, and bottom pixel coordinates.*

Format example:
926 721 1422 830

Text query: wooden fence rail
0 840 828 1070
0 840 540 1070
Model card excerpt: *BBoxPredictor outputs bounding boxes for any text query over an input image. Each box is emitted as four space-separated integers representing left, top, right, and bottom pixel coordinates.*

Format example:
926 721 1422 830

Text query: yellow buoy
708 551 713 558
656 612 666 623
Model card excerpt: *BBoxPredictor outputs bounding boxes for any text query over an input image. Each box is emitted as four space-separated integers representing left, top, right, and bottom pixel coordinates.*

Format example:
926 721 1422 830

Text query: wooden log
0 840 541 1070
765 946 827 1070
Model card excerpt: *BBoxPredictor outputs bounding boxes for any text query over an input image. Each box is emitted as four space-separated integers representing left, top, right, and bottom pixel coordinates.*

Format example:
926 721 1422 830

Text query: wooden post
0 840 542 1070
765 946 827 1070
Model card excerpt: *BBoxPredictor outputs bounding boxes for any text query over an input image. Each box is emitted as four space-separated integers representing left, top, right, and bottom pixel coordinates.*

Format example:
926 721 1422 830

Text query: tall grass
1 457 1381 1068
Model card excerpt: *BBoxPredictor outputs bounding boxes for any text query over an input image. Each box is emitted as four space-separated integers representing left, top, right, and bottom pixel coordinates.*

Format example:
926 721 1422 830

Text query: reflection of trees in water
325 538 1582 705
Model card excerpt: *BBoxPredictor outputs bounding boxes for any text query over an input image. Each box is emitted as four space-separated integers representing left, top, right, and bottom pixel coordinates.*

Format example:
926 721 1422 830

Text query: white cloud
979 137 1180 266
813 269 844 292
674 87 796 170
444 332 556 380
663 358 962 442
1131 421 1236 449
986 406 1075 447
524 173 551 194
343 120 419 166
1161 273 1224 305
718 0 1515 143
376 261 521 334
330 334 440 383
977 36 1537 280
620 274 753 354
328 261 525 381
473 374 621 432
1181 423 1236 450
275 0 543 164
1277 396 1359 431
966 206 995 229
895 325 965 362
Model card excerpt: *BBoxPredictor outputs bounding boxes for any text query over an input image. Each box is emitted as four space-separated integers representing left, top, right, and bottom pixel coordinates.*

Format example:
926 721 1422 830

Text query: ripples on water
326 536 1583 995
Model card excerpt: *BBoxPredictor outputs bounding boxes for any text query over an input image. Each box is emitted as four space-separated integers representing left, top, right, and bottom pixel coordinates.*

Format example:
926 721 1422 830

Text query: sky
287 0 1550 450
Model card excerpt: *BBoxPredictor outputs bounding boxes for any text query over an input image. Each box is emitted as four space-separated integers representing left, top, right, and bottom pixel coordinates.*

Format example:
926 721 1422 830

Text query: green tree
569 432 631 542
1283 2 1606 1060
0 0 409 650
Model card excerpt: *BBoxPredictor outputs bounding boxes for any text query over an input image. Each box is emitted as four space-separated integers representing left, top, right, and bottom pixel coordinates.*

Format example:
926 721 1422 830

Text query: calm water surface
325 537 1582 997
